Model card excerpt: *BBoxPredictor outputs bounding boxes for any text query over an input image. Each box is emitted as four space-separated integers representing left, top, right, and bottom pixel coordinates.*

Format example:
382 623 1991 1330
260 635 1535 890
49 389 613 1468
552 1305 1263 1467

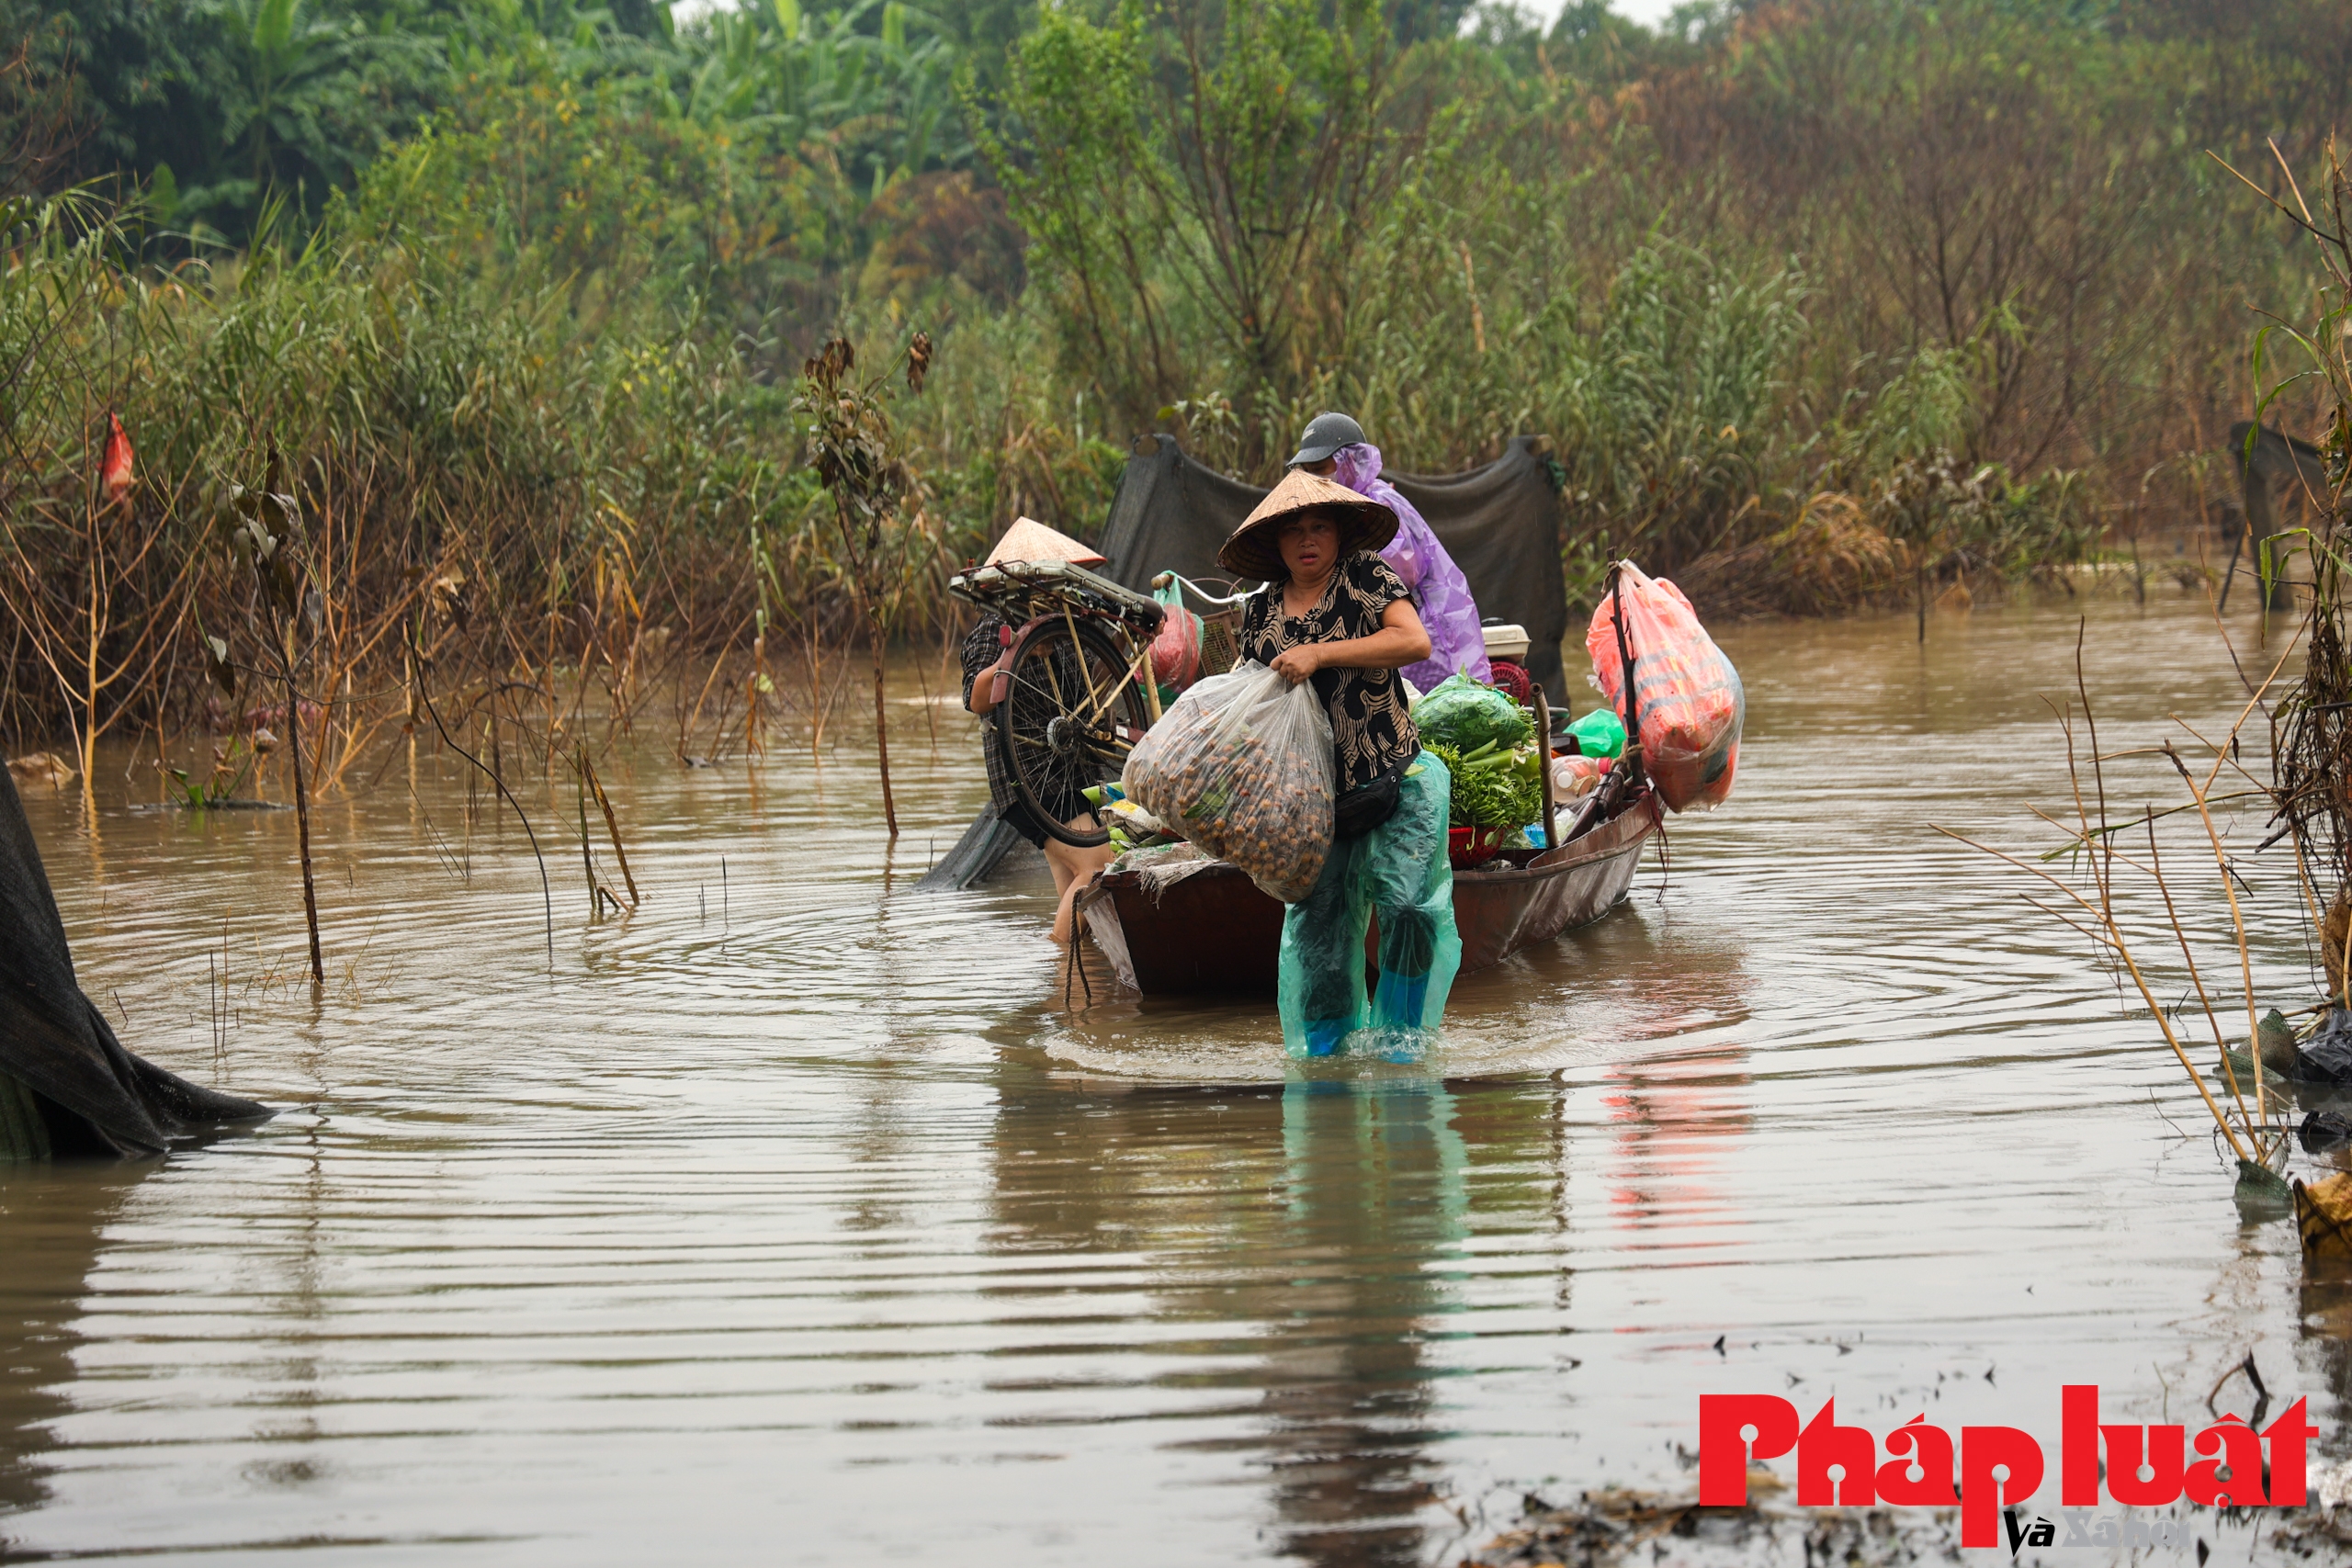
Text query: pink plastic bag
1586 564 1742 813
1150 604 1202 690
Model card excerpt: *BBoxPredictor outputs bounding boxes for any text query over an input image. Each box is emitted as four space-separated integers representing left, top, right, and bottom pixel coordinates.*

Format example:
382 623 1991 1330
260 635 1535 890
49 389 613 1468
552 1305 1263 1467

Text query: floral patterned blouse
1238 553 1421 795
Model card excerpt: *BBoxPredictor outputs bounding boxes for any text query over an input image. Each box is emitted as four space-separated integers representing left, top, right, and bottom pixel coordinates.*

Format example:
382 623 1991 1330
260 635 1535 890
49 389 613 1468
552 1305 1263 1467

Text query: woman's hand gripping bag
1120 660 1335 903
1586 564 1743 812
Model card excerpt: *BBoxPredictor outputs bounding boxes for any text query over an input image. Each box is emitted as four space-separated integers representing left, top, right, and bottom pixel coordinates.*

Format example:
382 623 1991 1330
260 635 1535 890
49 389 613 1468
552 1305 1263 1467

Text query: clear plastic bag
1586 562 1743 812
1122 660 1334 904
1550 753 1606 799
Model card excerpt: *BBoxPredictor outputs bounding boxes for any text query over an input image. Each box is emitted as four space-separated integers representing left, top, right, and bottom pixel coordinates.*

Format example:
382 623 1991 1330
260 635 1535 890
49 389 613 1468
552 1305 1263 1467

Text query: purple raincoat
1329 443 1491 694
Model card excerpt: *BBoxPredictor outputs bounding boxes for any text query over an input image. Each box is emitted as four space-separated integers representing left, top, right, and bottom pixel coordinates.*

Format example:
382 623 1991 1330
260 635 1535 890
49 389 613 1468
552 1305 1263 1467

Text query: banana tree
213 0 357 191
685 0 969 195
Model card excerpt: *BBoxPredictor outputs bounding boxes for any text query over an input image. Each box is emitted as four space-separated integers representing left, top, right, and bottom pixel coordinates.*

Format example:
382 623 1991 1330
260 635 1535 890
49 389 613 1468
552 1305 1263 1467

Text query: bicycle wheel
992 617 1148 849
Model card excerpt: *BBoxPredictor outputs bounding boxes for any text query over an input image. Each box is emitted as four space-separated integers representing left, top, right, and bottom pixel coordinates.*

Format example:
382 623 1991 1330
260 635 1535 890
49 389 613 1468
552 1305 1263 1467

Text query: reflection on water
0 1168 136 1521
1600 1048 1749 1247
1 592 2347 1562
989 1076 1479 1566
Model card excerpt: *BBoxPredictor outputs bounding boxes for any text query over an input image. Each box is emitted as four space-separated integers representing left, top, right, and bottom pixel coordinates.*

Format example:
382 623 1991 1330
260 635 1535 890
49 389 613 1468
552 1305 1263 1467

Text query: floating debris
1462 1477 1967 1567
2294 1172 2352 1264
6 752 75 789
2301 1111 2352 1155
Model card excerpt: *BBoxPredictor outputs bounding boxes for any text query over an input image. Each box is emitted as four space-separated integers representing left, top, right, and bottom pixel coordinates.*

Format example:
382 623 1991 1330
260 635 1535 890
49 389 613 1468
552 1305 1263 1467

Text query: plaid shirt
960 617 1021 815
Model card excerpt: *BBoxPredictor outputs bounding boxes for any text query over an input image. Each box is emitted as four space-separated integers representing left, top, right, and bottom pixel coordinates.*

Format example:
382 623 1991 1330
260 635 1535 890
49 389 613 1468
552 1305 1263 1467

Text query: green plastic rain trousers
1276 749 1463 1059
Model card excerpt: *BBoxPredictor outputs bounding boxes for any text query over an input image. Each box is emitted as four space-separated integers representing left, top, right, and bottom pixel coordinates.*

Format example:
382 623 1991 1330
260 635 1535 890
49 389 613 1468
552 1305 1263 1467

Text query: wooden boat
1080 794 1662 996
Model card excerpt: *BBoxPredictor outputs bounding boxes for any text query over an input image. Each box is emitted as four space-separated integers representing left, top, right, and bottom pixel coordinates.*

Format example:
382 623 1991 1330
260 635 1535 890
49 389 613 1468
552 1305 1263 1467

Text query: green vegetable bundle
1412 673 1533 753
1429 739 1544 829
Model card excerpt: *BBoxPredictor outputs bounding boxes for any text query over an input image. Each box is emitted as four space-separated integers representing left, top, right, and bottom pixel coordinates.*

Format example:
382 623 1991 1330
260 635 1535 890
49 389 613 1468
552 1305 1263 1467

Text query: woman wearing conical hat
1220 470 1464 1058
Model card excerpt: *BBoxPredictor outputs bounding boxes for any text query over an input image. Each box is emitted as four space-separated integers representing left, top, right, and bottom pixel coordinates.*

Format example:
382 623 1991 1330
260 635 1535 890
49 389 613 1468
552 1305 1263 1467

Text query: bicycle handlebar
1149 571 1261 609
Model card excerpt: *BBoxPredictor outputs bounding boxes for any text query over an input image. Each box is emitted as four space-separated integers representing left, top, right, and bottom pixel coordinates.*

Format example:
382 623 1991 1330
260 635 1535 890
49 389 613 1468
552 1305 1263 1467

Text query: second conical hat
984 516 1106 568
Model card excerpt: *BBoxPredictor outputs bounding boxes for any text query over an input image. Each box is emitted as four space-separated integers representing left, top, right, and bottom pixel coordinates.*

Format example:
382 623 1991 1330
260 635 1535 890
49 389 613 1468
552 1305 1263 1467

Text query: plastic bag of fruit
1121 660 1334 903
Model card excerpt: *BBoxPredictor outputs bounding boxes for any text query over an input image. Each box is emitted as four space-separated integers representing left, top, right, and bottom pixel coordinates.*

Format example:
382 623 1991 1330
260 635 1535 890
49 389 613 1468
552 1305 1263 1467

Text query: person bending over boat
1287 411 1490 697
1220 469 1464 1057
960 520 1116 945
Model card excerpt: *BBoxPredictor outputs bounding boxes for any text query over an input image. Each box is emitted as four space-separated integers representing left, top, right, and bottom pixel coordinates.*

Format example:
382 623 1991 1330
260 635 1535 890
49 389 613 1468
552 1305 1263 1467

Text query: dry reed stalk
579 747 639 906
1938 822 2248 1166
2154 627 2308 1116
676 617 752 761
414 669 555 966
1941 618 2305 1168
2328 889 2352 1010
577 782 597 917
1938 823 2259 1164
804 623 831 759
2143 814 2259 1127
282 638 323 987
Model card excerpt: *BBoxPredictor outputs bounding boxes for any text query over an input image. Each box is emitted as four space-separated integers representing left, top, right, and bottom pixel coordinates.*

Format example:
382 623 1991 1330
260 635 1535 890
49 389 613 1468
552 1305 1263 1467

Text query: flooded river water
3 591 2344 1563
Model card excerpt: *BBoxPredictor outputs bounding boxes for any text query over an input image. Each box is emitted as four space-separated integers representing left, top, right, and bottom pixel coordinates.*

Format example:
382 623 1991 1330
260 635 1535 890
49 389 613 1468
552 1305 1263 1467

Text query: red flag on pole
101 412 133 502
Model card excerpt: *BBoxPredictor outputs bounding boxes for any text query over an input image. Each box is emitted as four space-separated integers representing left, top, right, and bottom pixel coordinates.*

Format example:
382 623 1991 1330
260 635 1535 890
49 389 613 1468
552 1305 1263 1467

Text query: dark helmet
1286 411 1365 468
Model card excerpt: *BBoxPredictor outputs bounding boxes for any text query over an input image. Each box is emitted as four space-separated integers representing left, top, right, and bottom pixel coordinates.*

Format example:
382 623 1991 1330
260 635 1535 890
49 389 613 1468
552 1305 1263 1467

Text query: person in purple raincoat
1286 412 1490 696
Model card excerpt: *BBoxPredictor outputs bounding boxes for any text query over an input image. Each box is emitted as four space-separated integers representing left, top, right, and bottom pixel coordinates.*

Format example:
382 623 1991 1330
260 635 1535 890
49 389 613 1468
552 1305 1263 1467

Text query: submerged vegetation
0 0 2348 767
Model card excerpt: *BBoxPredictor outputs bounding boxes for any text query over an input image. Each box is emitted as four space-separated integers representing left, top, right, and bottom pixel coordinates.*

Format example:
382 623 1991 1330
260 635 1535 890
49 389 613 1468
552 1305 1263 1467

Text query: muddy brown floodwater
2 591 2346 1565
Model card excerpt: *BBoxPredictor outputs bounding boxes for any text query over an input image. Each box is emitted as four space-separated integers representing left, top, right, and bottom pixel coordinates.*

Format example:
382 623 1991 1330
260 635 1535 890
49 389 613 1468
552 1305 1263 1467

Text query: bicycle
948 558 1169 849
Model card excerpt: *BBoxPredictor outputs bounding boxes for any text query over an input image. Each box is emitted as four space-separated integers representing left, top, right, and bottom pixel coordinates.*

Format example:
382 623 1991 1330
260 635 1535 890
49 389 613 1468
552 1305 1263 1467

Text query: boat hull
1082 796 1660 996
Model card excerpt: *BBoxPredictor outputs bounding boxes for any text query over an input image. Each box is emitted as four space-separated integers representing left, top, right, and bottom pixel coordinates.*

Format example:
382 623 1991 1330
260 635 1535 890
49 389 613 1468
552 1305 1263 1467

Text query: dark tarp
916 434 1567 888
1 767 270 1157
1095 434 1570 698
2227 421 2329 612
911 807 1039 892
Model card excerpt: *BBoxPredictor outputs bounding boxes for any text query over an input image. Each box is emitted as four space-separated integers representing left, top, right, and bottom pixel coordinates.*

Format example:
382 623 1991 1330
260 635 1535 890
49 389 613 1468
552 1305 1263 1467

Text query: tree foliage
988 0 1419 465
6 0 2352 750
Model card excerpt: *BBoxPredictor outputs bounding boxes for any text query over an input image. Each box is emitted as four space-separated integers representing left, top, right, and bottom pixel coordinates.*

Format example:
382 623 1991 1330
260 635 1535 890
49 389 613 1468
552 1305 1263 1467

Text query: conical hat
1216 468 1397 581
984 516 1105 568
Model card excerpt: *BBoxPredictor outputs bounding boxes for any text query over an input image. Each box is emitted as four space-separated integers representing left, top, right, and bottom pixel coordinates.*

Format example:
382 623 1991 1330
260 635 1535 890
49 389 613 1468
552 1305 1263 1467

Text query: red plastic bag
1148 583 1203 691
1586 563 1742 812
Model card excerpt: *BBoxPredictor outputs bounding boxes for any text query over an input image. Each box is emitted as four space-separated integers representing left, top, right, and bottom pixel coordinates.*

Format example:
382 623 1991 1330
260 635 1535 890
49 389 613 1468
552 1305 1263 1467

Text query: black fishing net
910 807 1038 892
0 768 269 1156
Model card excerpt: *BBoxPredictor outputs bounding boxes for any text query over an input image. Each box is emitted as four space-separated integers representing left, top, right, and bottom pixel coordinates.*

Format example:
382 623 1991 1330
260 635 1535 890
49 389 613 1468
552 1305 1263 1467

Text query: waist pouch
1332 763 1404 840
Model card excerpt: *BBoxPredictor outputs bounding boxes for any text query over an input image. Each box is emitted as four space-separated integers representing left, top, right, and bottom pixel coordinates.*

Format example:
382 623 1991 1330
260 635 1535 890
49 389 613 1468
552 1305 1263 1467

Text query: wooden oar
1532 683 1557 852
